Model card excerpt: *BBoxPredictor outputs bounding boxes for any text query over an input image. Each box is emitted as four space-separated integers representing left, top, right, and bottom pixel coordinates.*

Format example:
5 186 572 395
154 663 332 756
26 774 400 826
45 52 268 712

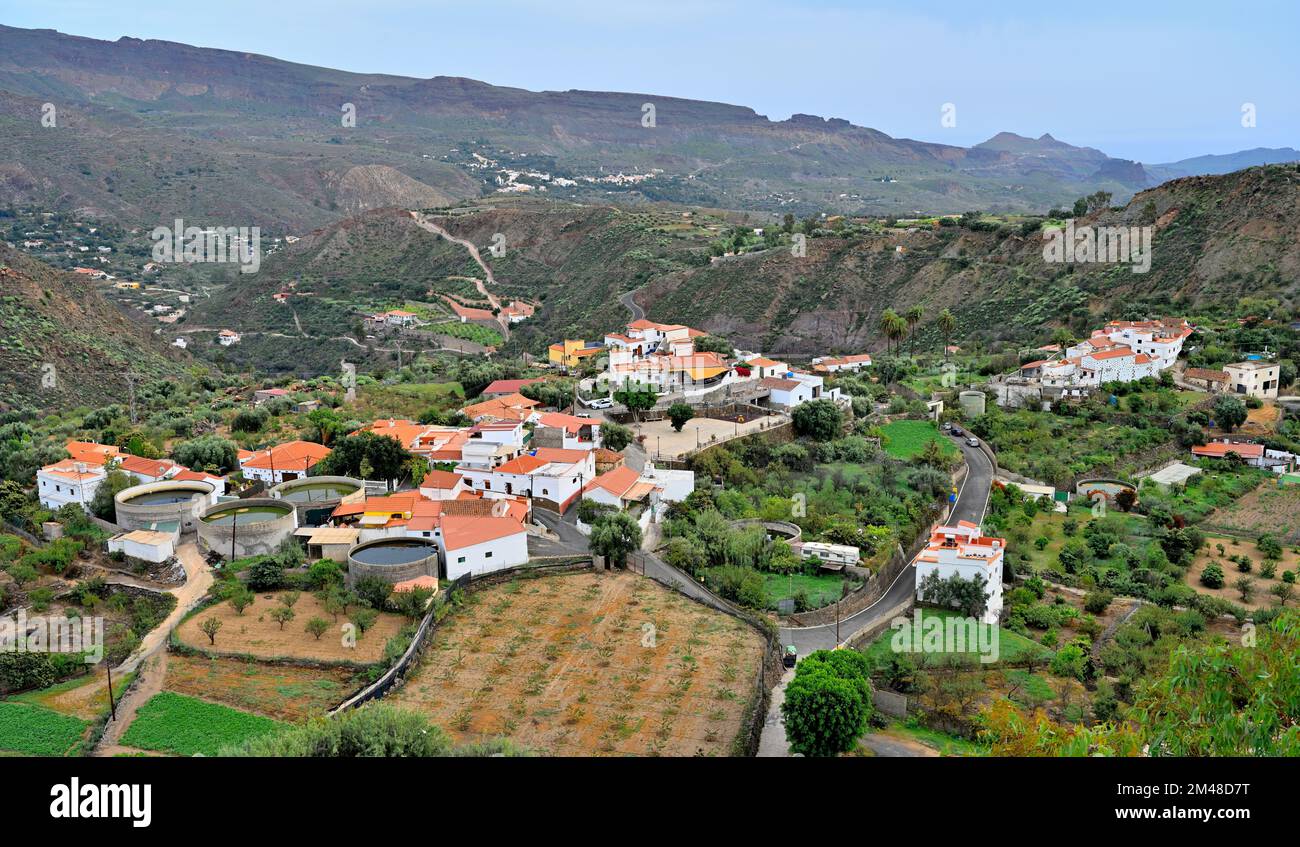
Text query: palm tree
878 309 906 355
904 305 924 354
937 309 957 360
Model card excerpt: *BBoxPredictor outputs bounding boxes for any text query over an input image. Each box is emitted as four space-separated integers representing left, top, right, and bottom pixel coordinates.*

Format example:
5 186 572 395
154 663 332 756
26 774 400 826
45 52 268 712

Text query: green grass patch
429 321 503 346
0 701 88 756
762 572 860 610
860 609 1053 668
119 692 286 756
879 420 957 460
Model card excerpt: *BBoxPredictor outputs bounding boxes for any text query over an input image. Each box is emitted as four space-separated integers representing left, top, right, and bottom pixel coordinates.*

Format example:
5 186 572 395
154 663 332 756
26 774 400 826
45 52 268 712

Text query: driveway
777 438 994 655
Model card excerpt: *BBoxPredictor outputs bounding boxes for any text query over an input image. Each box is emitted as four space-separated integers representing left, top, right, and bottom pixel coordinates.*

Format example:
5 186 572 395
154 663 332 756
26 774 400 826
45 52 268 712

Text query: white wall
444 532 529 580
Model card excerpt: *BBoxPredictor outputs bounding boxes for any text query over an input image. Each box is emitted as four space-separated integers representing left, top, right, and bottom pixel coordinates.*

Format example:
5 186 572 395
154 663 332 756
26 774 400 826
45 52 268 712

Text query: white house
758 371 838 409
639 462 694 502
218 330 242 346
107 529 176 563
439 516 530 580
913 521 1005 625
582 465 660 512
419 470 468 500
238 440 332 485
456 447 595 513
37 461 107 511
811 354 872 374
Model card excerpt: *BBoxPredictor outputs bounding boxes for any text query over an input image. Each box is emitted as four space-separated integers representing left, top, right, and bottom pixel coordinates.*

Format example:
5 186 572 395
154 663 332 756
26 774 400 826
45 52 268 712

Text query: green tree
937 309 957 360
270 606 296 630
878 309 906 355
172 435 239 473
318 432 412 481
667 402 695 433
588 511 642 568
612 383 656 422
791 399 843 441
1212 395 1248 432
781 649 873 757
903 305 924 354
600 421 633 452
199 617 223 645
88 470 142 522
305 617 331 641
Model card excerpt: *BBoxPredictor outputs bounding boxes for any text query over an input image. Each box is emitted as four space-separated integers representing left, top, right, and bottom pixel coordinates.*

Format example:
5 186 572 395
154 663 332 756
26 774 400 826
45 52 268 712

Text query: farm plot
880 420 958 461
0 701 88 756
119 692 286 756
389 571 766 756
176 591 406 664
164 654 364 721
1204 484 1300 544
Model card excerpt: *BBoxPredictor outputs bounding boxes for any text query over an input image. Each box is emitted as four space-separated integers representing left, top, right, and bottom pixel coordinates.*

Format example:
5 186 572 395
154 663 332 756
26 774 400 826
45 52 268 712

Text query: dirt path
409 211 510 335
91 542 212 756
94 651 168 757
858 729 941 757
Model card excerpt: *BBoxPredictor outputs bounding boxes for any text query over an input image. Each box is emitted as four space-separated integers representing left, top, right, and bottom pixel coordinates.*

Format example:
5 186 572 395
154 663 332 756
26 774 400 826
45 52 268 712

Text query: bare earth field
175 591 407 664
1204 483 1300 544
164 654 364 721
1185 535 1298 611
389 571 766 756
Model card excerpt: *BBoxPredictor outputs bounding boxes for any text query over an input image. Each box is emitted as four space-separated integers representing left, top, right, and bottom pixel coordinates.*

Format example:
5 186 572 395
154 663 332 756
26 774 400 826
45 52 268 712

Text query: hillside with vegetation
0 243 187 410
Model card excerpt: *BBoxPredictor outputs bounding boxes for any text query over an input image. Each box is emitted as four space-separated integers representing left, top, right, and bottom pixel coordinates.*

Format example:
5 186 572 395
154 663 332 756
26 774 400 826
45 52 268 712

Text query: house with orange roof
371 309 421 327
811 353 873 374
739 356 789 380
535 412 602 450
913 521 1006 624
480 377 545 399
439 515 529 580
238 440 332 485
419 469 468 500
455 446 595 513
582 465 660 512
461 392 540 424
548 338 605 369
499 301 535 323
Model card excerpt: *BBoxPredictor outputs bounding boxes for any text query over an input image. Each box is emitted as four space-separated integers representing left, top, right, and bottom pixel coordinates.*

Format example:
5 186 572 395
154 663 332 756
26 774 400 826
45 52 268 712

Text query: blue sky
3 0 1297 161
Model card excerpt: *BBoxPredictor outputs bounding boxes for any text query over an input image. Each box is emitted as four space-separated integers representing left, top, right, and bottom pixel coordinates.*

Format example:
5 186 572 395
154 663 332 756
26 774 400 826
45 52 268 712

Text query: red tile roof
441 516 526 551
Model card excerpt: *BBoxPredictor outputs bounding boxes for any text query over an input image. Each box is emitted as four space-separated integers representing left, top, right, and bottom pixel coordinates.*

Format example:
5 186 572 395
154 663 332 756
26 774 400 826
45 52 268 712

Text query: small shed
108 529 176 564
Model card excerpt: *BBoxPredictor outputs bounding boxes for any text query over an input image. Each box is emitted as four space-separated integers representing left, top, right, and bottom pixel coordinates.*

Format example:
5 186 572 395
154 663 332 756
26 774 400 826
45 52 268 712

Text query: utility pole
125 373 140 425
104 660 117 722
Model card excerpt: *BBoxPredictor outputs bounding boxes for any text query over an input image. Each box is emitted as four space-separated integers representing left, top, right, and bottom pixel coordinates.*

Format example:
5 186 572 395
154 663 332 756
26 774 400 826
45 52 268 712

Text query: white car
588 397 613 409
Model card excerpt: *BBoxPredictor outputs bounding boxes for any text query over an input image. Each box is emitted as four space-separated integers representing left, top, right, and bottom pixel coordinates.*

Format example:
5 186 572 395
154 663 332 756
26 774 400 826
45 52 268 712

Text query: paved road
778 436 994 654
620 288 646 322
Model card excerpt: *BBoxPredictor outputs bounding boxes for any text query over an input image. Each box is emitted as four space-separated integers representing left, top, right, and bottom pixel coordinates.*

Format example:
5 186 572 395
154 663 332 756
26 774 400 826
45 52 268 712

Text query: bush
781 649 873 757
246 556 288 591
1199 563 1224 589
1083 590 1113 614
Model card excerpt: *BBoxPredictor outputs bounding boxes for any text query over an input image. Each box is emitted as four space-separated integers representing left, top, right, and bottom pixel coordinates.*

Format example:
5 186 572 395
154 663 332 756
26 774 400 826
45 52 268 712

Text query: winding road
777 436 994 654
409 211 510 336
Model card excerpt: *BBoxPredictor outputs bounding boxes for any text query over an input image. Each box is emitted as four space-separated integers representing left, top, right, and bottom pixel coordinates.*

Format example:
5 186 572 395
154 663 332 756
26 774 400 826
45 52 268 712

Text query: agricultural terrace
878 420 958 461
389 571 766 756
164 654 366 721
120 691 287 756
1203 482 1300 545
0 673 134 756
176 591 407 664
1186 535 1299 611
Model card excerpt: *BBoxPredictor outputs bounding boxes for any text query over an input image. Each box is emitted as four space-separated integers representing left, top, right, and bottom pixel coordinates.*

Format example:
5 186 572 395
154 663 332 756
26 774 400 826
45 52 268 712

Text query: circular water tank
959 390 986 417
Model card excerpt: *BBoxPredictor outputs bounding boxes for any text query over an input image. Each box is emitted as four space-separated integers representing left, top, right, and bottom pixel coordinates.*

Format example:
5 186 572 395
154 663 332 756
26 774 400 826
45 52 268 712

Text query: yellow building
548 339 605 368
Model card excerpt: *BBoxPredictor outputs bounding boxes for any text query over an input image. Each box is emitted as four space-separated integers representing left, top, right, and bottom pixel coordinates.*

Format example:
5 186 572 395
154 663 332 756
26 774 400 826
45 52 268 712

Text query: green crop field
880 420 958 460
430 321 503 346
119 692 286 757
0 701 88 756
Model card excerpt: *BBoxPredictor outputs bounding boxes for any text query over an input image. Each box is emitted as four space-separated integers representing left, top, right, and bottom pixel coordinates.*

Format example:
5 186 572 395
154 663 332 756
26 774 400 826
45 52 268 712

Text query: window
485 551 493 559
457 556 466 564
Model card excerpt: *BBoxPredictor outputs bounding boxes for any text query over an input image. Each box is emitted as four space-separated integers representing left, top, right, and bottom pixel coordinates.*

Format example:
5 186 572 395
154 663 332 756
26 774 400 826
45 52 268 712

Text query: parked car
588 397 612 409
940 421 952 432
966 436 980 447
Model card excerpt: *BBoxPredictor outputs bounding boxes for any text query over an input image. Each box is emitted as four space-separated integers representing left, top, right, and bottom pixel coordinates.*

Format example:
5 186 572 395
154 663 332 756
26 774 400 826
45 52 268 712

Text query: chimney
75 462 87 474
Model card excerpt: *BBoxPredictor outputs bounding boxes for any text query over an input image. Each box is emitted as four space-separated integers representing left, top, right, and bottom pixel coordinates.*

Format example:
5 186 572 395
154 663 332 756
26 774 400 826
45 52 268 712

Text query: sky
3 0 1297 162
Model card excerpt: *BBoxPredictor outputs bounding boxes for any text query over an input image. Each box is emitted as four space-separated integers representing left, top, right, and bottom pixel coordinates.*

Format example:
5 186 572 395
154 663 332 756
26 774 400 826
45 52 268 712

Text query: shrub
1200 563 1225 589
781 649 873 757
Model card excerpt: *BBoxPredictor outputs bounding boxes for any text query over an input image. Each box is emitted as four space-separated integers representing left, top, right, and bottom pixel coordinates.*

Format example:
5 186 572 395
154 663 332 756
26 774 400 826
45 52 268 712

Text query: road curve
778 436 994 654
620 288 646 322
